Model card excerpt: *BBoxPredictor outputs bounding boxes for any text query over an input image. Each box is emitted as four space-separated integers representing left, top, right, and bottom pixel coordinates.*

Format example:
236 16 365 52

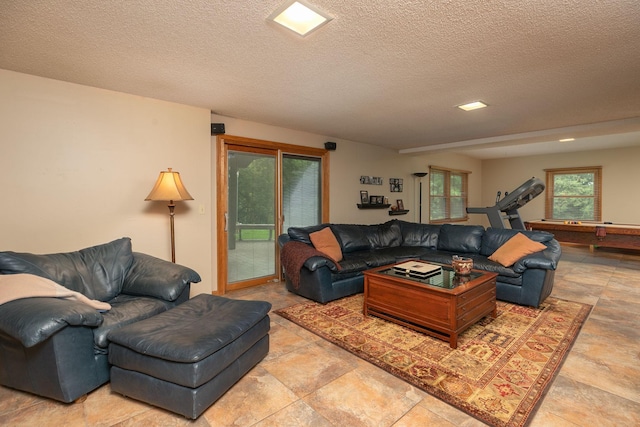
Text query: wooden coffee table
363 261 497 349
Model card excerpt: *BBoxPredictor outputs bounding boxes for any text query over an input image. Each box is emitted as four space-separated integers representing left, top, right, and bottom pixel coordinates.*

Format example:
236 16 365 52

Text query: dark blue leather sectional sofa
279 220 561 308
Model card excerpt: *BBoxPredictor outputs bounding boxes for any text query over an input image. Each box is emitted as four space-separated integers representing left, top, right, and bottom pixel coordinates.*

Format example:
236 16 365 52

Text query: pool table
524 220 640 252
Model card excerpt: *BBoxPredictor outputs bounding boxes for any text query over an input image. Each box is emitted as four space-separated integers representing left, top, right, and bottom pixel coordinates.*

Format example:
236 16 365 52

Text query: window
544 166 602 221
429 166 469 223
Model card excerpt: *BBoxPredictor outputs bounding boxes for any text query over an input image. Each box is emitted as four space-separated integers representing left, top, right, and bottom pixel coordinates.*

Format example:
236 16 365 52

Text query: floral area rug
275 294 591 427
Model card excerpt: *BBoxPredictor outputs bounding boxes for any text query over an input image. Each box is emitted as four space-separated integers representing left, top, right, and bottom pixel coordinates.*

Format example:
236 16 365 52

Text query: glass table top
377 264 483 289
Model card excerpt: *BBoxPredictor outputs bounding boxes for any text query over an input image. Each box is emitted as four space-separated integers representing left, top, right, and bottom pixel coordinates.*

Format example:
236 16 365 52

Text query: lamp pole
168 201 176 263
413 172 428 223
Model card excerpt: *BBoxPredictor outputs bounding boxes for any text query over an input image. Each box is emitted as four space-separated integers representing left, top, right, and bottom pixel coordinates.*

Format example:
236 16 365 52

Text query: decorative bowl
452 256 473 276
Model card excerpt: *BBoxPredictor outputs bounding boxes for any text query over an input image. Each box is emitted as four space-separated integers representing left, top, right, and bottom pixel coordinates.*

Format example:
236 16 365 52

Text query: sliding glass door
217 135 329 293
282 155 322 231
226 147 277 285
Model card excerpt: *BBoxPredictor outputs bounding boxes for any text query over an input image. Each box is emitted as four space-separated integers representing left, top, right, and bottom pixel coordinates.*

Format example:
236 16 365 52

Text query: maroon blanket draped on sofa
280 241 340 289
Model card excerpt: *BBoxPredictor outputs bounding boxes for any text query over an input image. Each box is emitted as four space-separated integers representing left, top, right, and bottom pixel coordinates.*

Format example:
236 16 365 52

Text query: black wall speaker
324 141 337 151
211 123 225 135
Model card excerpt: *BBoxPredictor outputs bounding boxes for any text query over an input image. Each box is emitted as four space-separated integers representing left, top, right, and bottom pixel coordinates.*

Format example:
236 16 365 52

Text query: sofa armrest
277 233 291 248
512 239 562 273
303 256 341 273
0 298 103 348
122 252 201 302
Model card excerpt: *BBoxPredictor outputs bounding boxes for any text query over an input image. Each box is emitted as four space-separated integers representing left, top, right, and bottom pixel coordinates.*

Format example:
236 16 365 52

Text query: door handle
224 212 228 232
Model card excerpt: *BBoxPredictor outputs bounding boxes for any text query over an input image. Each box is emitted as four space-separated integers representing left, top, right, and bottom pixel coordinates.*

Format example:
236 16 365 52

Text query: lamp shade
145 168 194 202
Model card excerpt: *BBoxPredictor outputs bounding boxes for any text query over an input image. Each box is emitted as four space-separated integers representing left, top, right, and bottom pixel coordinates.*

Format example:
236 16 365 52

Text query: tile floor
1 245 639 426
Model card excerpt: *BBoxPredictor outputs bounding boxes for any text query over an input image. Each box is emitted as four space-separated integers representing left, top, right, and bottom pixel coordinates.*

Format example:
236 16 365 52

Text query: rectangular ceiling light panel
458 101 488 111
269 1 332 36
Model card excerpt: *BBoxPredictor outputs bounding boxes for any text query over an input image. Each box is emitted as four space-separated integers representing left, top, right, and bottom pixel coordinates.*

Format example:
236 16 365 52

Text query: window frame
428 166 469 223
544 166 602 221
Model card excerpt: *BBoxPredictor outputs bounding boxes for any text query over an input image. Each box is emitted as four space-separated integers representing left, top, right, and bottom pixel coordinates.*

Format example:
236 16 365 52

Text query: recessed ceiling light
457 101 488 111
269 1 332 37
559 138 575 142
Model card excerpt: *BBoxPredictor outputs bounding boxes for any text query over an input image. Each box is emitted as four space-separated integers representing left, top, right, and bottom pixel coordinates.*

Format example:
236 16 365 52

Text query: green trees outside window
237 157 274 227
236 155 321 240
429 167 468 223
545 167 602 221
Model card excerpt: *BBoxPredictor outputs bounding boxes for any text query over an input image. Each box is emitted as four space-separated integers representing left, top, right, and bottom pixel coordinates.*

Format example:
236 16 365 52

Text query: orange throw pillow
309 227 343 262
488 233 547 267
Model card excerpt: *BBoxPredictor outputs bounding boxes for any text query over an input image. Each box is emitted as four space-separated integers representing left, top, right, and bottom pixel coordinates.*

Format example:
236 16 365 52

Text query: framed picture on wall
360 190 369 204
390 178 403 192
396 199 404 210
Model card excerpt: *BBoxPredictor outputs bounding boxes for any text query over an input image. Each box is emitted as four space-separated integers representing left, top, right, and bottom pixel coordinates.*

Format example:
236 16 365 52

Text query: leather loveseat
279 220 561 308
0 237 201 403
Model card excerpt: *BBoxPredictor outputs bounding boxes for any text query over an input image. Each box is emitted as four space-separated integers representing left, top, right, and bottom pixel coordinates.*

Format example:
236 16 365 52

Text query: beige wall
481 146 640 225
1 70 213 296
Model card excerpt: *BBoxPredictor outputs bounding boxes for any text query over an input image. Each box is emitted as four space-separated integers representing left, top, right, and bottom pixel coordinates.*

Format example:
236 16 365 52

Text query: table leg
450 334 458 349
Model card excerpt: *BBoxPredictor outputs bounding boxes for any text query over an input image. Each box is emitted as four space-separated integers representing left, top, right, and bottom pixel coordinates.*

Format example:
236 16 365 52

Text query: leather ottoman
107 294 271 419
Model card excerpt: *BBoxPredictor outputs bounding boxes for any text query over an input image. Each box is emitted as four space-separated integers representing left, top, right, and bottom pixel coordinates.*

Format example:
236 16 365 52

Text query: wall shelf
357 203 391 209
389 209 410 216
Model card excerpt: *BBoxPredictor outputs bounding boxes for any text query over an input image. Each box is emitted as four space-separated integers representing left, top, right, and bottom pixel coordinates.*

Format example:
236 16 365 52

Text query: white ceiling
2 0 640 159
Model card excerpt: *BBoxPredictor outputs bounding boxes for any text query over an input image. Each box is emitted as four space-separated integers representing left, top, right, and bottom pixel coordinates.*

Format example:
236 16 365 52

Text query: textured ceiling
2 0 640 158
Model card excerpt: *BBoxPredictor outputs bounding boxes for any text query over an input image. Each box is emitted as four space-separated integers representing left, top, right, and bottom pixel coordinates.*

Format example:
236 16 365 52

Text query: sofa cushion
0 238 134 302
469 255 521 278
374 246 431 262
399 221 441 249
331 224 373 253
287 224 328 245
489 233 547 267
309 227 343 262
480 227 554 256
360 250 397 268
94 294 171 348
437 224 485 253
122 253 200 302
338 253 371 273
367 220 403 249
419 249 463 266
108 294 271 363
0 297 104 348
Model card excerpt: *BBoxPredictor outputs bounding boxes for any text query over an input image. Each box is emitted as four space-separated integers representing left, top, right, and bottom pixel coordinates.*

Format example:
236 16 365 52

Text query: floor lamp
413 172 427 223
145 168 194 263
